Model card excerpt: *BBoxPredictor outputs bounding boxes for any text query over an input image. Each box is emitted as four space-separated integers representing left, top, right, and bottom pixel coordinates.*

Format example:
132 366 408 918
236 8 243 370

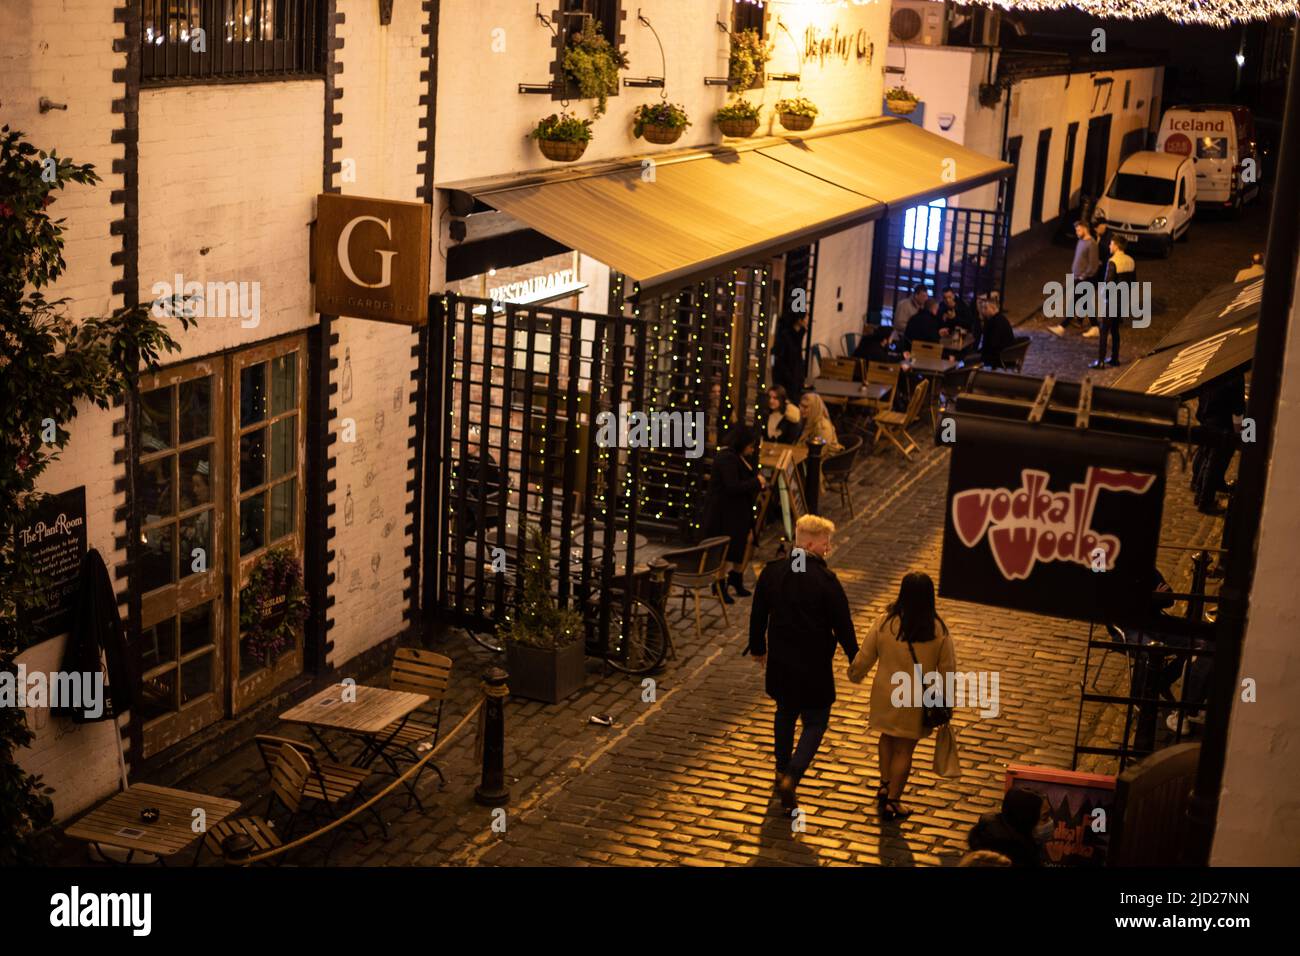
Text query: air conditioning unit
972 6 1002 47
890 1 947 47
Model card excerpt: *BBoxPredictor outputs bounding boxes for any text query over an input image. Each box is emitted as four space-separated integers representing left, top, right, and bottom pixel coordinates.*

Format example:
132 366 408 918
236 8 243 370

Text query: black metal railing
142 0 325 83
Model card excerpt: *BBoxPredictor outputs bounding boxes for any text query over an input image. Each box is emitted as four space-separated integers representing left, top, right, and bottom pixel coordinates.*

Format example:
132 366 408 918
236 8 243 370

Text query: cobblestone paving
161 211 1262 868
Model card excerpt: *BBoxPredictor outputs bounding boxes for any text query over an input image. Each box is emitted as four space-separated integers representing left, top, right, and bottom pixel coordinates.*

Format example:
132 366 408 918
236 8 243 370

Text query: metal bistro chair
874 378 930 460
821 435 864 518
365 648 454 806
999 337 1031 372
809 343 833 380
659 535 731 639
841 332 861 357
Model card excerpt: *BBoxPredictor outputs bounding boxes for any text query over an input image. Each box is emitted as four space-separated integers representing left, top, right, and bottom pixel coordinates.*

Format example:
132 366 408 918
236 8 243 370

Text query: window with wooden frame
732 0 768 90
134 336 307 757
551 0 624 104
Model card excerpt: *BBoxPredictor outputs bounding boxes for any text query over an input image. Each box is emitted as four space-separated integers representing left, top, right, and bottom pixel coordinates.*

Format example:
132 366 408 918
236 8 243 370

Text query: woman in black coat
701 425 765 603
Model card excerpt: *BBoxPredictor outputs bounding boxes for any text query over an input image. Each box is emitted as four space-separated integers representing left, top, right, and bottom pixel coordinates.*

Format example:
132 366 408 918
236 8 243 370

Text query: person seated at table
798 391 843 456
901 298 944 354
937 286 977 339
764 385 802 444
891 283 929 341
978 293 1017 369
852 325 900 365
701 424 766 602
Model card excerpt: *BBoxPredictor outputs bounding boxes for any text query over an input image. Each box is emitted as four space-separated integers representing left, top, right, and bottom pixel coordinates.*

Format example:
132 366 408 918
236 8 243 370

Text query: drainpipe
1184 24 1300 865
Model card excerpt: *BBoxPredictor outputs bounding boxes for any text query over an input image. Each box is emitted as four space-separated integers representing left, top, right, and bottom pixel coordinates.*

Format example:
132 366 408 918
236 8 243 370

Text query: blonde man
748 514 859 812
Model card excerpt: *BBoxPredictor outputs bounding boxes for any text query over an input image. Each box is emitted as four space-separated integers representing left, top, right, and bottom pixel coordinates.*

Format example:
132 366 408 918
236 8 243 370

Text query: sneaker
1047 325 1065 337
1082 326 1100 338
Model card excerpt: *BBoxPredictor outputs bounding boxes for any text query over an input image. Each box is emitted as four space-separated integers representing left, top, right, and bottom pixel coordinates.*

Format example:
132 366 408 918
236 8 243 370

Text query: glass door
136 359 226 757
230 336 308 713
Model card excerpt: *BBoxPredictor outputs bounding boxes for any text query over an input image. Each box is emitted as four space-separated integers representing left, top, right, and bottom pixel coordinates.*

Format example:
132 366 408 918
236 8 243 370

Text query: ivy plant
562 19 629 117
0 125 193 864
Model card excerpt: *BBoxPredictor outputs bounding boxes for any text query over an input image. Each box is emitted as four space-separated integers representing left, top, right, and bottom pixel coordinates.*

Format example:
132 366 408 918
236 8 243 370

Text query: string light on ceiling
966 1 1300 27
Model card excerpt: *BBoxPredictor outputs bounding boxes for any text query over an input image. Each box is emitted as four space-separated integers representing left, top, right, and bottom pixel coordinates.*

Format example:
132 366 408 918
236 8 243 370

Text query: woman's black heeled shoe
876 783 890 807
881 799 912 822
727 570 752 598
713 580 735 605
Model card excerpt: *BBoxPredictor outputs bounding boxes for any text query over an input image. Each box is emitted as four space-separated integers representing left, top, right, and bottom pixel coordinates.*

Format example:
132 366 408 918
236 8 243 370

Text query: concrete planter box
505 639 587 704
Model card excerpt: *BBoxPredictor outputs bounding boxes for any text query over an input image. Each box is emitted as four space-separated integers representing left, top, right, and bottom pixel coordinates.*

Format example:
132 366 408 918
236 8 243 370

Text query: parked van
1157 105 1261 213
1094 150 1197 258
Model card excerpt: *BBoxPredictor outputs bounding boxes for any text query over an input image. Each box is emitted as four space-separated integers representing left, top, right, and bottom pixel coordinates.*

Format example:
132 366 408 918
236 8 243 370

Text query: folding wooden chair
253 735 380 835
854 361 901 414
202 743 306 866
912 340 945 361
659 536 731 638
370 648 453 804
874 378 930 460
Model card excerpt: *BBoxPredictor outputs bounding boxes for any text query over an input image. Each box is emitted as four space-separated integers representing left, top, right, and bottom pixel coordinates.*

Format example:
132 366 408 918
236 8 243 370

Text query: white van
1156 105 1261 213
1094 150 1196 258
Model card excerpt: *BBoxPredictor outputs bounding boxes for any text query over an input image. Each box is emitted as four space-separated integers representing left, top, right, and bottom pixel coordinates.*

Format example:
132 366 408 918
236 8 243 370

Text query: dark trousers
773 703 831 783
1193 440 1235 509
1098 315 1121 363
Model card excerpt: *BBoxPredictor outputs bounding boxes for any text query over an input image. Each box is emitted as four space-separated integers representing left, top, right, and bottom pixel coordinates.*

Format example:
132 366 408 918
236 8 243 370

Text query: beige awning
758 118 1012 210
443 119 1010 294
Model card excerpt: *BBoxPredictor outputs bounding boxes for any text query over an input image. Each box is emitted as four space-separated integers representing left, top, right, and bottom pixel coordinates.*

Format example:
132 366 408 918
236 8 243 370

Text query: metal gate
425 294 648 632
874 205 1008 317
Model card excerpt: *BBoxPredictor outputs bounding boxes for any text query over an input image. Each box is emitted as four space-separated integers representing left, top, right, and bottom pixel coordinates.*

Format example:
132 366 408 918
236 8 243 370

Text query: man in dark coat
852 325 900 364
770 315 808 396
748 514 858 812
1192 370 1245 515
978 294 1018 369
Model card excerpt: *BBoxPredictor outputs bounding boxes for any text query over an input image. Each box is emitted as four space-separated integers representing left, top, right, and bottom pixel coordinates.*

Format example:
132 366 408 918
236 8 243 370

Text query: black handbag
906 636 952 728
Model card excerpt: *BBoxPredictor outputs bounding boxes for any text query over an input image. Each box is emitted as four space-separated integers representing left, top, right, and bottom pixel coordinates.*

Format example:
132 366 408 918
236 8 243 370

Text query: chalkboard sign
1005 764 1116 866
17 486 88 644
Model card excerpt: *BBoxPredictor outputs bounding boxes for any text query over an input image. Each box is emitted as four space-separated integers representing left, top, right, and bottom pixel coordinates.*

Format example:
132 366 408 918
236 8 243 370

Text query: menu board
1005 763 1117 867
17 486 88 643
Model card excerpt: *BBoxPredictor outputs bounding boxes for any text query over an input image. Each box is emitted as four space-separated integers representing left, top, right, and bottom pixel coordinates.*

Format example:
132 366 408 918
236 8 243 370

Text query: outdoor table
64 783 240 865
903 355 962 427
759 441 808 469
810 378 891 402
281 683 429 777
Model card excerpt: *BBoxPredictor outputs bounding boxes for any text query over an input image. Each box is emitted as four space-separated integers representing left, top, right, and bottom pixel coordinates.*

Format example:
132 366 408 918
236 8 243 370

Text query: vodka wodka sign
314 193 432 325
939 400 1171 622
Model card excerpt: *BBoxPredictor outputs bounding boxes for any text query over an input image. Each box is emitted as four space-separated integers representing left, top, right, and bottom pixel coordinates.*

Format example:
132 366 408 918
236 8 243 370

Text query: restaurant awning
1111 276 1261 397
440 118 1011 295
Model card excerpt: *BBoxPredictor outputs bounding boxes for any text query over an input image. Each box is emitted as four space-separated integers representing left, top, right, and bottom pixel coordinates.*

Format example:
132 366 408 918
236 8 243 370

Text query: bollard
474 666 510 807
805 436 825 514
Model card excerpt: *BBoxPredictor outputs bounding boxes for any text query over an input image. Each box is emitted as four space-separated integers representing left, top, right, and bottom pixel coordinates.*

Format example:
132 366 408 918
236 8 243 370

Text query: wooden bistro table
281 683 429 787
810 377 892 405
65 783 240 865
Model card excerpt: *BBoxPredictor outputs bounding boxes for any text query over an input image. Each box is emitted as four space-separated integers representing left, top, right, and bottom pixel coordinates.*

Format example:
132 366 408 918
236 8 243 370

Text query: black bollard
805 436 825 514
474 666 510 807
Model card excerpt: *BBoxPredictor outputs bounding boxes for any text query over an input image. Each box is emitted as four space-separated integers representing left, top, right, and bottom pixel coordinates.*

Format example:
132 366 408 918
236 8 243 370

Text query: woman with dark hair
849 571 957 820
701 424 766 602
764 386 802 444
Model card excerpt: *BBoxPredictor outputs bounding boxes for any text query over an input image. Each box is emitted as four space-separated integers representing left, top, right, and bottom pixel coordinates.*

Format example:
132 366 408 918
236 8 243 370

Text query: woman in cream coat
849 572 957 821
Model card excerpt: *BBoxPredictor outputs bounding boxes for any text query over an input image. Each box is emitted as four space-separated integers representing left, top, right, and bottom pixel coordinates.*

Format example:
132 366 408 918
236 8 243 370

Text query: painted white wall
811 222 875 357
1212 264 1300 866
434 0 891 185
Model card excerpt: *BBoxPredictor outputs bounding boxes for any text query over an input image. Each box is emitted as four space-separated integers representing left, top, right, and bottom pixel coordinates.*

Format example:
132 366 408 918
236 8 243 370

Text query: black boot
713 579 735 605
728 570 752 598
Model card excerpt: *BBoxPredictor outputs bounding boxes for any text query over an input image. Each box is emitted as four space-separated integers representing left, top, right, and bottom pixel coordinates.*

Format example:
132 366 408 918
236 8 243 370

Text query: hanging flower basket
717 116 759 138
716 101 761 138
537 139 589 162
633 102 691 145
776 97 819 132
885 86 920 116
532 113 592 163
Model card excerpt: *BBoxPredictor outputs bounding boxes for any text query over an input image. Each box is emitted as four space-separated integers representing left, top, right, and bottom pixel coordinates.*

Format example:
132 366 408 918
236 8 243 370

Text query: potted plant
562 18 629 117
531 112 593 163
633 102 691 145
501 526 587 704
728 28 772 92
776 97 819 132
716 100 761 138
885 85 920 116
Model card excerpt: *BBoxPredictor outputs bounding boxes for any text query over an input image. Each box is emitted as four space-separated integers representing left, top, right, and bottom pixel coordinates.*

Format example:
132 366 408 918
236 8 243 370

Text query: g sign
314 193 431 325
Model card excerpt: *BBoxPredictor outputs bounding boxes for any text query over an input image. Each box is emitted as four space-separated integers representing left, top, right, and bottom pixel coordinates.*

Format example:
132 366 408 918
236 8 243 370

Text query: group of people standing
1046 218 1138 369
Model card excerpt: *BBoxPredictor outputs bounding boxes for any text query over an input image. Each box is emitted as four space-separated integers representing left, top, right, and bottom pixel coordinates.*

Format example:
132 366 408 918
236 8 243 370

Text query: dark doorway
1001 135 1023 226
1031 128 1053 224
1059 122 1080 222
1080 113 1114 216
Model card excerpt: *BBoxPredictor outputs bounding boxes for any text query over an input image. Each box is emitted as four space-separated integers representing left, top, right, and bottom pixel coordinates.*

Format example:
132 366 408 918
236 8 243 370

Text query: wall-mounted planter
640 123 684 145
537 139 589 162
717 116 759 138
779 112 815 132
